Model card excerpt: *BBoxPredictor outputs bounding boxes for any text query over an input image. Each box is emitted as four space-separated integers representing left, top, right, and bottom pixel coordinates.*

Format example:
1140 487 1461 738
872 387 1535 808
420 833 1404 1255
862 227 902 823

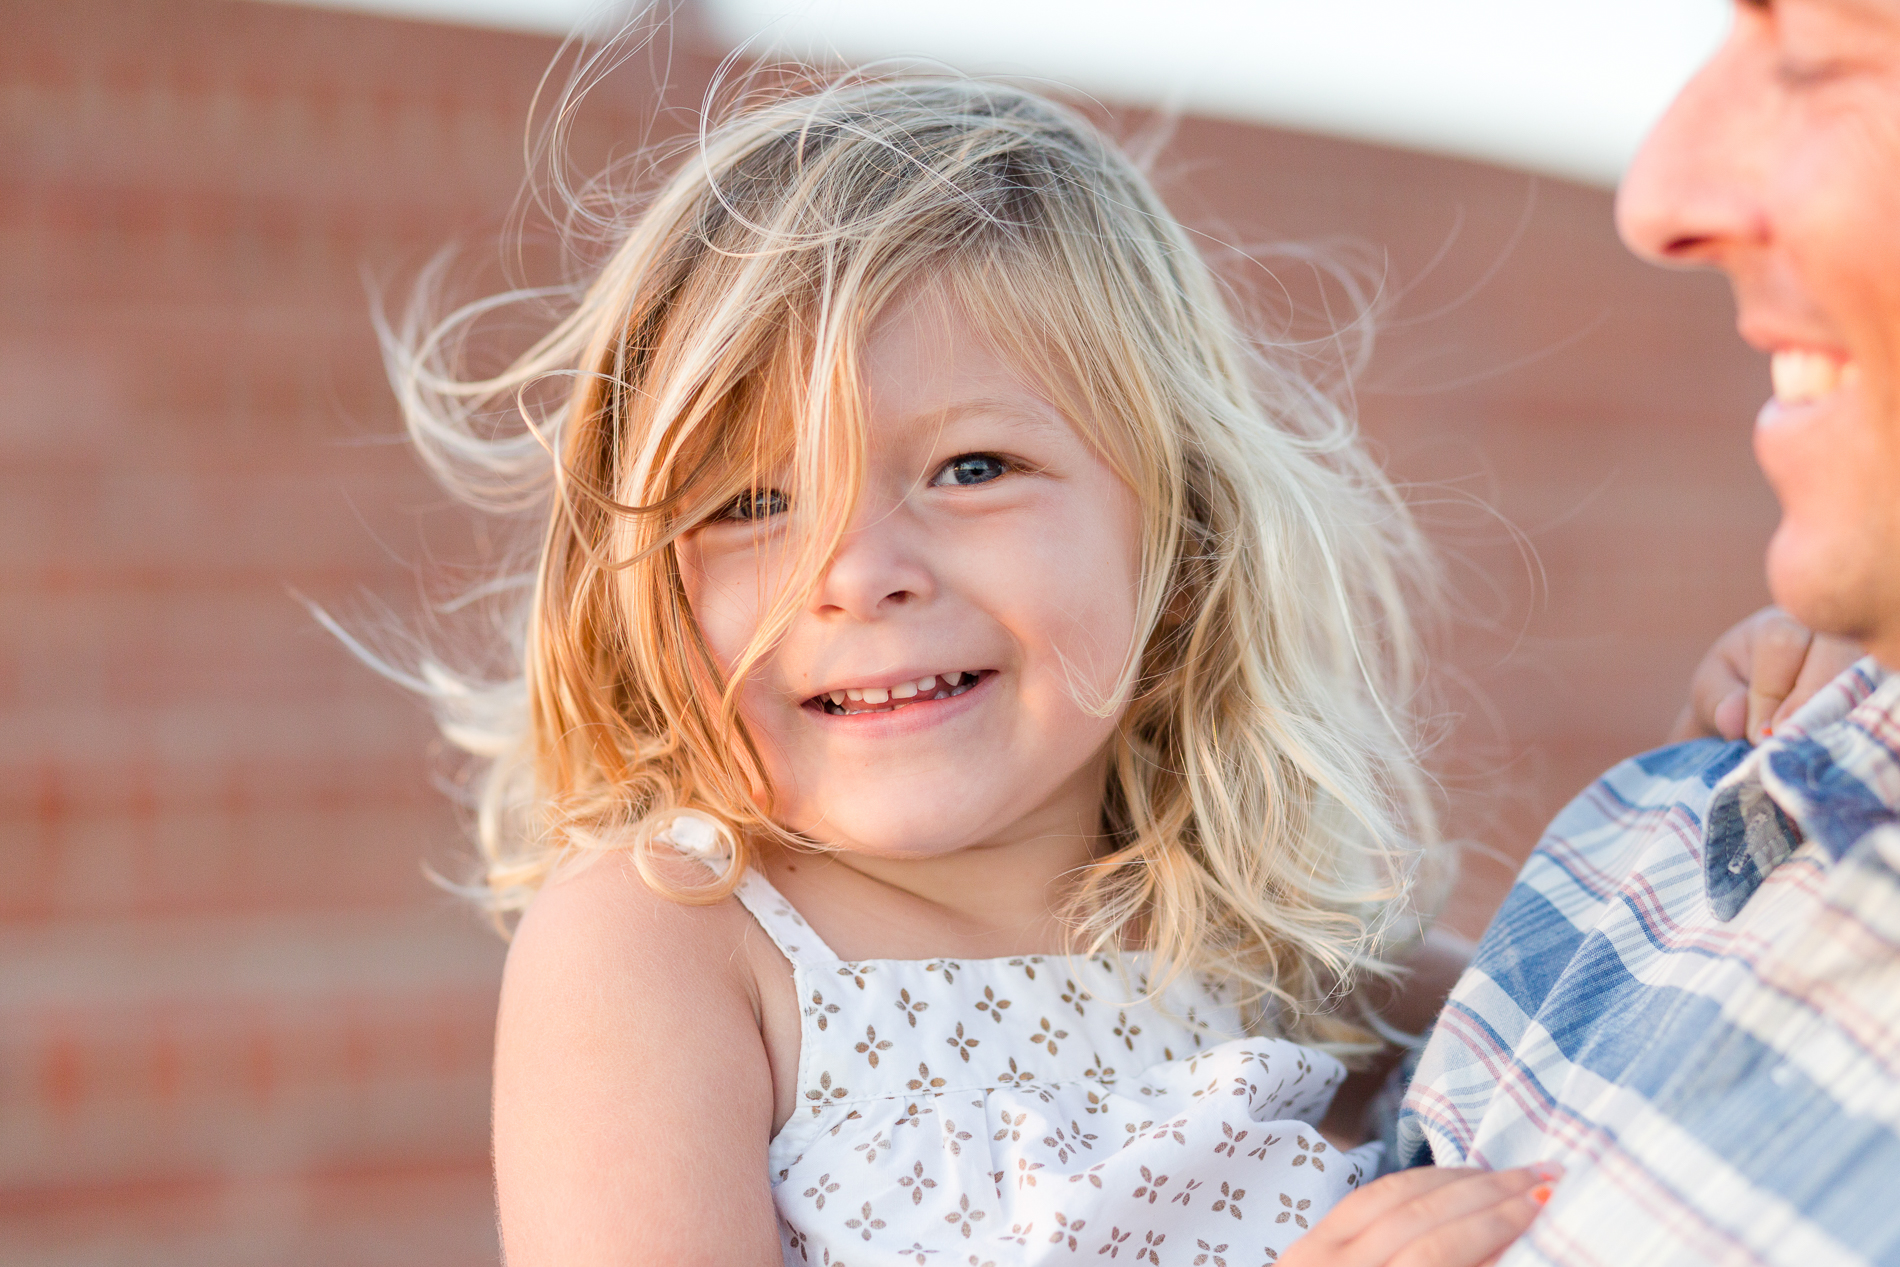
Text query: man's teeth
817 672 975 713
1771 350 1848 405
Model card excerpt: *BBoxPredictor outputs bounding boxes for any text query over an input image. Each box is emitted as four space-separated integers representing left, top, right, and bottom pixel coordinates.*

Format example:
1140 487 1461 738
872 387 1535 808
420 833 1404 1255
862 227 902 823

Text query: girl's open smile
806 668 991 715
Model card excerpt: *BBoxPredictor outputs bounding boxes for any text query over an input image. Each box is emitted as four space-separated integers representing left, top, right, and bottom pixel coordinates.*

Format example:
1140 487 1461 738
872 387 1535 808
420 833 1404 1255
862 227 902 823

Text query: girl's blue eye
934 454 1010 487
717 489 788 521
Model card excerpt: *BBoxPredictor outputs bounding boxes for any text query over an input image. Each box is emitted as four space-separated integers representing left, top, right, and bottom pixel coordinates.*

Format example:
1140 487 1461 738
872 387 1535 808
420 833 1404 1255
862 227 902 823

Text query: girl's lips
802 670 996 730
806 670 993 716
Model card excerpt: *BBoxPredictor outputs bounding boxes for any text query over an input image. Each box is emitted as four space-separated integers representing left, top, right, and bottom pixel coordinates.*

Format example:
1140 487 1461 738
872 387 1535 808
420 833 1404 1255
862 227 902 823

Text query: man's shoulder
1530 736 1751 872
1473 737 1746 968
1392 738 1754 1172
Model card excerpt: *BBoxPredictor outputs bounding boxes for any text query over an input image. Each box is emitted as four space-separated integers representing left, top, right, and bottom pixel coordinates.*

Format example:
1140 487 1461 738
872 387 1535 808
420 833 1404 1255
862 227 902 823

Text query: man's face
1618 0 1900 665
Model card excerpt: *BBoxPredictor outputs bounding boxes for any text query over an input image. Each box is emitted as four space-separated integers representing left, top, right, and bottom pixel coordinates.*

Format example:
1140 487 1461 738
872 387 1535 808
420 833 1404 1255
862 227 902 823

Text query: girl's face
675 293 1143 860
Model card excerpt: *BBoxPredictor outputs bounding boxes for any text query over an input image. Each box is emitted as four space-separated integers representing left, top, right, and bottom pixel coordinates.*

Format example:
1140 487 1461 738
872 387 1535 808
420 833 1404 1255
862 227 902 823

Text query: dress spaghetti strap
657 814 839 964
729 871 838 964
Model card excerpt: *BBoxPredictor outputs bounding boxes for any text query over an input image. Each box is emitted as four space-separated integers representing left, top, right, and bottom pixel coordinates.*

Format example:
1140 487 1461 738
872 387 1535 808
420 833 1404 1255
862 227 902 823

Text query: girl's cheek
695 592 748 672
673 541 760 673
1046 516 1142 693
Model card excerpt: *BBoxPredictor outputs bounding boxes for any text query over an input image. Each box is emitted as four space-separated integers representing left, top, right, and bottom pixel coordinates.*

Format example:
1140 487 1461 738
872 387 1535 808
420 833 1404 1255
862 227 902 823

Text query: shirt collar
1704 657 1900 920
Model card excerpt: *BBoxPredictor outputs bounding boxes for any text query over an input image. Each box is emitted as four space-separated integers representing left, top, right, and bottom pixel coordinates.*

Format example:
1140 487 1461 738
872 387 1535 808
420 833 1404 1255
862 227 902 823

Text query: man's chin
1765 527 1883 662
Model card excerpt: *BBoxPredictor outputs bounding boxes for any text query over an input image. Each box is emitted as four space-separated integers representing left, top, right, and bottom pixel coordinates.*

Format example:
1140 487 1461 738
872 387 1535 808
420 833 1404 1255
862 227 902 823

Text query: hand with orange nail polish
1275 1162 1562 1267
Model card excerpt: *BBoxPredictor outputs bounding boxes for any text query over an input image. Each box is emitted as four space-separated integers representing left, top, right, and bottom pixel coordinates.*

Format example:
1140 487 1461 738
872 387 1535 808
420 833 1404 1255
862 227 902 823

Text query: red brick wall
3 3 715 1261
2 2 1771 1261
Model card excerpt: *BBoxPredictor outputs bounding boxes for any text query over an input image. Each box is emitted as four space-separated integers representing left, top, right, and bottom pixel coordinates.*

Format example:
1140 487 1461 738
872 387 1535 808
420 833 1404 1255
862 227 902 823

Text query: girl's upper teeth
1771 349 1849 405
821 671 970 708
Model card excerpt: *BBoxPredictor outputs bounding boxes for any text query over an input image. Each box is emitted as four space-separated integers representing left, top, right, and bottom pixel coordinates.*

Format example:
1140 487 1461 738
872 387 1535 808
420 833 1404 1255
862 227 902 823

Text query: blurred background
3 1 1774 1262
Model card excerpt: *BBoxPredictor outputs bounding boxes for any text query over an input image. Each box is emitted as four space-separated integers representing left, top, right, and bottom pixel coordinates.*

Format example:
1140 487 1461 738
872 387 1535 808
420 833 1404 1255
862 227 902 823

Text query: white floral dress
672 824 1377 1266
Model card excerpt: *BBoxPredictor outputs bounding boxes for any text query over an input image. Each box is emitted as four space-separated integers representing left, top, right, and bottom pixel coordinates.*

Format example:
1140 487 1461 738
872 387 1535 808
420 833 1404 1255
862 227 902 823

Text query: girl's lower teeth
821 679 975 714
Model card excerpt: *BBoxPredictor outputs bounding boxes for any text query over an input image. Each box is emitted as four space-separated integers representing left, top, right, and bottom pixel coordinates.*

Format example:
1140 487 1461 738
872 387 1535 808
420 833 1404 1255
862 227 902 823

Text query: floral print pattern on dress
708 861 1375 1266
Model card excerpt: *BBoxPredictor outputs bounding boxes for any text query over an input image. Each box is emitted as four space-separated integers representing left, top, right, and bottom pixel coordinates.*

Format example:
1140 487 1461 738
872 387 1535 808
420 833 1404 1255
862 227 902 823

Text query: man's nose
1616 16 1771 270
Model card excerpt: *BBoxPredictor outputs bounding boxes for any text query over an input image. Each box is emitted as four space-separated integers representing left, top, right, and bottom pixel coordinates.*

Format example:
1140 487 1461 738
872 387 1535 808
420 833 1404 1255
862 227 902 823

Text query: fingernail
1532 1161 1565 1182
1529 1184 1553 1206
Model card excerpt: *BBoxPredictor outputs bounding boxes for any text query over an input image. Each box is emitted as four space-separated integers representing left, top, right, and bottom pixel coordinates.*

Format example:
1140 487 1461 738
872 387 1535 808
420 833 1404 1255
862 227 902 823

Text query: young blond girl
379 71 1808 1265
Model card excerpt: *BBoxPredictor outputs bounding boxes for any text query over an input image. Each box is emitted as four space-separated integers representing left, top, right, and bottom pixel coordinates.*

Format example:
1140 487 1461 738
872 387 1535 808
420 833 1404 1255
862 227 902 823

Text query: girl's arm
493 853 786 1267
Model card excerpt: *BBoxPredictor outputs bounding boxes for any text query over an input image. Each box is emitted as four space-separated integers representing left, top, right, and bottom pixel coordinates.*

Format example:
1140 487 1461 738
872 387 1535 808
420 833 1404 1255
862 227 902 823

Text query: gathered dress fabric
671 827 1377 1266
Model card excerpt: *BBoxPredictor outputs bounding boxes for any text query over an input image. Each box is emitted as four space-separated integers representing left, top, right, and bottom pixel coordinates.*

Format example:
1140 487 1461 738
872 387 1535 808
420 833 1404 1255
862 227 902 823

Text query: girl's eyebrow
909 396 1071 440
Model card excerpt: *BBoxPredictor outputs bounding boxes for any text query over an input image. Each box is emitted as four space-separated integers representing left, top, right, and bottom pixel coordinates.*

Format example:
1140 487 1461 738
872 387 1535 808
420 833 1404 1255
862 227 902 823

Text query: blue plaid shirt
1396 659 1900 1265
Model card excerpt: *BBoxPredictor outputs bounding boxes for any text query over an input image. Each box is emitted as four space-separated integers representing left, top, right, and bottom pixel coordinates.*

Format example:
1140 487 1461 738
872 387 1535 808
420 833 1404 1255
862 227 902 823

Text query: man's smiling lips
1758 347 1861 431
803 669 992 716
1769 348 1856 405
1738 312 1857 422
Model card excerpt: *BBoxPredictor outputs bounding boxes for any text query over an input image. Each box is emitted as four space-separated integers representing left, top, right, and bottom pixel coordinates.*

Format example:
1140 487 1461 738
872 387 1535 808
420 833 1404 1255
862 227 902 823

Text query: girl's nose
809 499 936 621
1616 15 1773 271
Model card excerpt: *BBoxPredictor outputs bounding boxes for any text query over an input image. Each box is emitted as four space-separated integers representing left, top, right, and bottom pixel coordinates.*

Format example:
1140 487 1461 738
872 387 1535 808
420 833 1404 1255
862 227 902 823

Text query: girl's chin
815 829 972 855
778 812 989 861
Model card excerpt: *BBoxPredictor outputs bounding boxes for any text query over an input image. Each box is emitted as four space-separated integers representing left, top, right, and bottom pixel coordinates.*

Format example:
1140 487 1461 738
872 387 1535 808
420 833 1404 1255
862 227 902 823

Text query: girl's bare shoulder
494 849 785 1265
506 848 762 990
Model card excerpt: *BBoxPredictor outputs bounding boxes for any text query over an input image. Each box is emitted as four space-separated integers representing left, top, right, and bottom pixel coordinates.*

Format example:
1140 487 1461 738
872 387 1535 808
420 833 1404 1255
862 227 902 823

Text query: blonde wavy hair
383 69 1446 1049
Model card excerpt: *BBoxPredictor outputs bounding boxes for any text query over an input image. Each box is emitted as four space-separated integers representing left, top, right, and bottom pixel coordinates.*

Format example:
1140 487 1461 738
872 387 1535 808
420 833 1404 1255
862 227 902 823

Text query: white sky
256 0 1735 186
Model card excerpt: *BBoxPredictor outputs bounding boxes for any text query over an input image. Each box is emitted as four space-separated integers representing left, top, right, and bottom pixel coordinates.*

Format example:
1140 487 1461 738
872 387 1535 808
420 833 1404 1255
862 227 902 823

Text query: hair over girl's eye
932 454 1011 487
716 489 789 522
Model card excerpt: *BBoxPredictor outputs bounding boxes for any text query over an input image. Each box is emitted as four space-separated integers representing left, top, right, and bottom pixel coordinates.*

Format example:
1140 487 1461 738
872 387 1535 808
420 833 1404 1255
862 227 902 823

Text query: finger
1767 632 1861 732
1693 641 1751 738
1712 688 1747 743
1349 1166 1557 1265
1743 613 1813 743
1678 615 1757 741
1386 1182 1552 1267
1312 1168 1494 1244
